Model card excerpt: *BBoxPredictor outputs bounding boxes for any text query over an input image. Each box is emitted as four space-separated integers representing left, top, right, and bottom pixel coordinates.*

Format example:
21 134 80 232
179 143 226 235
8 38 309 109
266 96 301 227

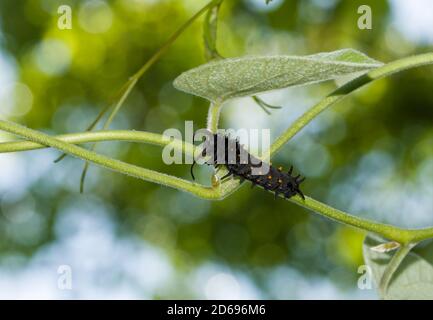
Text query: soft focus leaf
173 49 383 102
363 234 433 299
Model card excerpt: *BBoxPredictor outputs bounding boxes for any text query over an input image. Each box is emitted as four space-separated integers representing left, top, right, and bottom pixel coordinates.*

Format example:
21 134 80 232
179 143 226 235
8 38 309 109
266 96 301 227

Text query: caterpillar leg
297 189 305 200
288 165 293 175
296 176 306 183
190 160 196 180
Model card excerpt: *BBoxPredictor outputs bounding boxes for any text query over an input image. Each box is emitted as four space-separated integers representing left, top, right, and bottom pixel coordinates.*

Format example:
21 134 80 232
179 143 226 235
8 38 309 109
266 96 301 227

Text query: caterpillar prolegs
191 132 305 200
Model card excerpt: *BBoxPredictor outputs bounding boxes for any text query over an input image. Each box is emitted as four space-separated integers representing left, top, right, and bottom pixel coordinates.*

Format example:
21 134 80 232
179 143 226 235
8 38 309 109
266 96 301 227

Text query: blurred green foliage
0 0 432 298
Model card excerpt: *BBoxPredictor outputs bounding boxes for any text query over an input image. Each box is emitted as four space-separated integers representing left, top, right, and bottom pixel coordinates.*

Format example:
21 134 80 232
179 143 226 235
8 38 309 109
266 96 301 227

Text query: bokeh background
0 0 432 299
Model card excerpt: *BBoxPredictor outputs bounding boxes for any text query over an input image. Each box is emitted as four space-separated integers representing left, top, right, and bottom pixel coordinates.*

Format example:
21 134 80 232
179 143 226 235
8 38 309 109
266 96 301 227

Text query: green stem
378 243 416 298
203 0 223 60
207 100 223 133
290 196 418 244
100 0 220 131
1 126 433 243
78 0 222 191
0 130 192 154
270 52 433 156
104 0 222 131
204 53 433 243
0 120 220 200
1 54 433 244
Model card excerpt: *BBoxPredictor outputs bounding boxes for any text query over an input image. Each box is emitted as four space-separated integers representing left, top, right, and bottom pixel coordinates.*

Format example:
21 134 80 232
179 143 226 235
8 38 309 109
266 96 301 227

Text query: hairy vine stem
0 122 219 200
0 54 433 245
378 243 416 298
67 0 222 192
207 100 223 133
270 52 433 155
202 52 433 244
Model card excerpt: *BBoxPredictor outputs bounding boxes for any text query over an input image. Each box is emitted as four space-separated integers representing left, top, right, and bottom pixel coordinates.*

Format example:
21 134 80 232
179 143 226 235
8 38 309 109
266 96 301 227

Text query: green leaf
173 49 383 102
363 234 433 299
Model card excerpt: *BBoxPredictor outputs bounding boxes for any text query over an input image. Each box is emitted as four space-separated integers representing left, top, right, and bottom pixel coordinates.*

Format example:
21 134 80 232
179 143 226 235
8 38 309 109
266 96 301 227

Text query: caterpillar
191 131 305 200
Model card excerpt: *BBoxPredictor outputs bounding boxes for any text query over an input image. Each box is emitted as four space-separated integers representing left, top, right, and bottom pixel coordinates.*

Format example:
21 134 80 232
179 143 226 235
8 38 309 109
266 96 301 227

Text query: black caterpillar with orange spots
191 132 305 200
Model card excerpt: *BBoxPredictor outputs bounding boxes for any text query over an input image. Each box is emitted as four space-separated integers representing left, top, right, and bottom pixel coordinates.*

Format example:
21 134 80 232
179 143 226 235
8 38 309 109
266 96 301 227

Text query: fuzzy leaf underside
363 234 433 300
173 49 383 102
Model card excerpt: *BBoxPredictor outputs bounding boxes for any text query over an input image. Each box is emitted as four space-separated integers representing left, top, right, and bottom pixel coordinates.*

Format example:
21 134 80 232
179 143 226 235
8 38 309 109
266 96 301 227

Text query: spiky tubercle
202 133 305 199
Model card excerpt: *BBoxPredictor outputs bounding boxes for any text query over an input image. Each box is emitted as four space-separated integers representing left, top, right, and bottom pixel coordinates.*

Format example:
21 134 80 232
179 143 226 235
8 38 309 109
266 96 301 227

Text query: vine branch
378 243 416 298
0 53 433 245
0 121 220 200
69 0 222 192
